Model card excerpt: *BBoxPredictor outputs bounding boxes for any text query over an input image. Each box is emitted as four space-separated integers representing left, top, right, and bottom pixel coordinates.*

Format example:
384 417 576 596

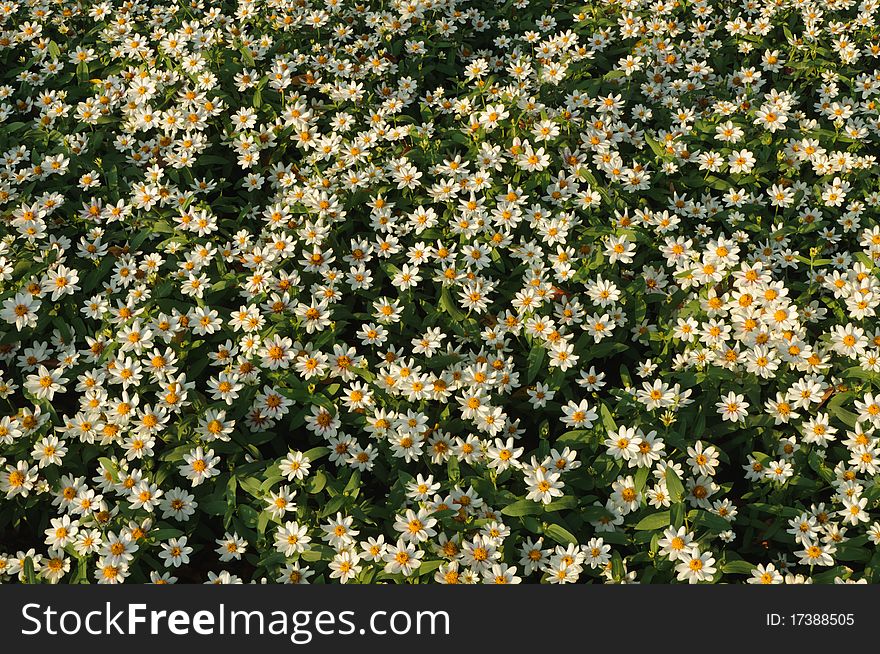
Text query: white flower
716 391 749 422
159 537 192 568
280 451 312 481
383 539 423 576
1 292 40 330
675 550 717 584
179 447 220 487
525 469 564 504
24 365 67 401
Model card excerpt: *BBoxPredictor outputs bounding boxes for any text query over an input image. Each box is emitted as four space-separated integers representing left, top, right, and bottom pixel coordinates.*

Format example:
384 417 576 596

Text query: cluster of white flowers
0 0 879 584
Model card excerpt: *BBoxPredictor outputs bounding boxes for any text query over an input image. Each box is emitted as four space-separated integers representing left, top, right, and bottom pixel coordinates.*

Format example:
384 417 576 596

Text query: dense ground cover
1 0 880 583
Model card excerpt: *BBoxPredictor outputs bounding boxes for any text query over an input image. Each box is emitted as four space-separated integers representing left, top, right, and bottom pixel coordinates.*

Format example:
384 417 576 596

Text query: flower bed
1 0 880 584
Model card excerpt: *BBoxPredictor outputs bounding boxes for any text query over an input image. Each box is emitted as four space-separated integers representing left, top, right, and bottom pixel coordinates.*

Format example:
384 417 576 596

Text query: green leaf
307 470 327 494
320 493 347 518
76 61 89 83
237 504 259 528
97 457 120 483
447 457 460 483
501 499 543 517
238 476 263 498
257 510 273 535
645 134 666 158
690 510 730 533
542 496 577 512
610 551 624 581
619 364 632 388
201 500 226 516
439 286 466 321
721 560 755 575
665 469 685 502
812 566 850 584
634 511 671 530
670 502 685 528
808 451 835 484
24 556 37 584
580 505 613 522
600 403 616 433
544 523 579 546
581 341 628 362
526 346 545 384
634 466 650 493
841 366 878 381
73 557 88 584
556 429 592 444
303 446 330 462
